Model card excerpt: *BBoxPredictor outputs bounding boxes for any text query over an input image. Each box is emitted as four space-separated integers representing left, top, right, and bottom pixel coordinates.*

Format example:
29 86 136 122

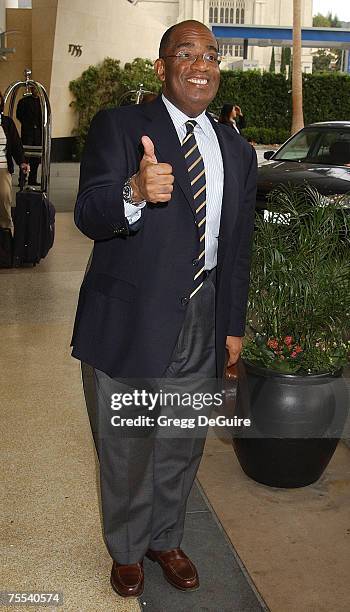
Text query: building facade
0 0 313 157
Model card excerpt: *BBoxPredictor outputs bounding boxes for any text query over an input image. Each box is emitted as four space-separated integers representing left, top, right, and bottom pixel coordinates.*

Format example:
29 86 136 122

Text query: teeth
188 78 207 84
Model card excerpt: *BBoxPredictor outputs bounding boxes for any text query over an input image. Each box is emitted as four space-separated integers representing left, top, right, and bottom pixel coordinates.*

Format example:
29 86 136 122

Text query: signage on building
68 44 82 57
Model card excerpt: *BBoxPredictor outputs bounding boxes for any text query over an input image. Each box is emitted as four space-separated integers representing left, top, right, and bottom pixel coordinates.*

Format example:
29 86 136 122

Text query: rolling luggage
13 186 55 266
0 227 13 268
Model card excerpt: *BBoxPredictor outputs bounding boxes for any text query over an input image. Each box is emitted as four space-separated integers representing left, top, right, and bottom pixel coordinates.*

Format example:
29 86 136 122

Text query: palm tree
291 0 304 134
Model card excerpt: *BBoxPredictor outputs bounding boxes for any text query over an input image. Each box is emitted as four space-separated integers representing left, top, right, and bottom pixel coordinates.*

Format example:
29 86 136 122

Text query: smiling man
71 20 257 598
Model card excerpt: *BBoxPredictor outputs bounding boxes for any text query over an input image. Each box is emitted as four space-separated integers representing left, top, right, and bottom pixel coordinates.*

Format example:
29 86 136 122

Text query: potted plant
232 184 350 488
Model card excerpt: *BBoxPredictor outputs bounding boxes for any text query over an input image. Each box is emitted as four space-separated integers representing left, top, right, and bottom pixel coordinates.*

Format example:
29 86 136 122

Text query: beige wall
32 0 58 94
49 0 178 138
0 8 32 96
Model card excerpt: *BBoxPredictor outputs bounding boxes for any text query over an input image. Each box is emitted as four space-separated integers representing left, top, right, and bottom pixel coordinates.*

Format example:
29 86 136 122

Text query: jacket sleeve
74 109 137 241
9 118 25 166
227 144 257 337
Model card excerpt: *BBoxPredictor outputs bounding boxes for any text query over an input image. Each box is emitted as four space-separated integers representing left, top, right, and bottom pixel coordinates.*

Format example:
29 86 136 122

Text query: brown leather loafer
146 548 199 591
110 560 144 598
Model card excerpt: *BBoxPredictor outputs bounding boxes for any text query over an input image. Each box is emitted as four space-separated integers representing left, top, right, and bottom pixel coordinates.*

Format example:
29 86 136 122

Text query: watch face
123 183 133 203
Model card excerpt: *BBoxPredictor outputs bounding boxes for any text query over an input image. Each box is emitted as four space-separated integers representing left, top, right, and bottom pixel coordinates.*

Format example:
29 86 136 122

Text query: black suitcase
13 188 55 266
0 227 13 268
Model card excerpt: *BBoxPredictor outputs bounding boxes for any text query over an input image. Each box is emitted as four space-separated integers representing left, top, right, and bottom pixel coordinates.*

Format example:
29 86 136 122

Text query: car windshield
274 127 350 166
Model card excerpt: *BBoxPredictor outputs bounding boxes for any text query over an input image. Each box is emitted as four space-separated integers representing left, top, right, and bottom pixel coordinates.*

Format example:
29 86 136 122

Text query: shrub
241 127 290 144
69 62 350 151
243 185 350 374
69 58 160 154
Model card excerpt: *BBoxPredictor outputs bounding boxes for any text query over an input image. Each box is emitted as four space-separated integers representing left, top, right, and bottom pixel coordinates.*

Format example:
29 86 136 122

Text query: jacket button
192 258 199 266
181 296 189 305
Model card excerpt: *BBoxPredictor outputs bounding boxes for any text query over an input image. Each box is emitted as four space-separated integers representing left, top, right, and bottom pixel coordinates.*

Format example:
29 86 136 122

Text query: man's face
155 22 220 117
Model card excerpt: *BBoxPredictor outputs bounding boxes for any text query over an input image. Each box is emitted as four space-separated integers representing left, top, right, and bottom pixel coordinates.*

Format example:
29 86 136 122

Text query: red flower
267 338 279 350
291 351 297 358
284 336 293 346
295 345 303 354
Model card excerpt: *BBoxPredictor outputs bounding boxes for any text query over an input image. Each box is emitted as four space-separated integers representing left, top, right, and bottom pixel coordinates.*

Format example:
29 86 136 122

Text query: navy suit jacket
71 96 257 379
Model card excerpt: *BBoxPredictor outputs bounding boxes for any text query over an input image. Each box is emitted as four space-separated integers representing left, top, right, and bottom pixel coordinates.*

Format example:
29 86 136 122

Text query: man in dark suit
16 87 42 186
71 20 257 598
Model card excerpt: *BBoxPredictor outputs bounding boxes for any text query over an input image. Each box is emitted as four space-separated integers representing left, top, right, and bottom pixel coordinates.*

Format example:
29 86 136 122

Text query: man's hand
20 162 30 175
130 136 174 204
226 336 243 366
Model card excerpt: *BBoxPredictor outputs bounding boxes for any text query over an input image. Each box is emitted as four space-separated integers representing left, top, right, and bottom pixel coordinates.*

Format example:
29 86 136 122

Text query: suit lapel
208 115 240 241
140 97 196 216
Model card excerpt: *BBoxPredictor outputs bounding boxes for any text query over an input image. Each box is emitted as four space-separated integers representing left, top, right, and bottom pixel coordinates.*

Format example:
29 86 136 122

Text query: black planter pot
232 360 349 488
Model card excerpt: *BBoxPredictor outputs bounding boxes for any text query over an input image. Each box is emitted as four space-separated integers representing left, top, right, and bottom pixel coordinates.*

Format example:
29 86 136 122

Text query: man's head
154 20 221 118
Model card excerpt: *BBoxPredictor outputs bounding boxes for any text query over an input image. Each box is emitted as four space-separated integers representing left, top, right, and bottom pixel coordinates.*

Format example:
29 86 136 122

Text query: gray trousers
81 270 216 564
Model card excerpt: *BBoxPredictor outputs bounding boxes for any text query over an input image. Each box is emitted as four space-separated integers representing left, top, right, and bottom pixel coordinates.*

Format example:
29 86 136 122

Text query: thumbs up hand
130 136 174 204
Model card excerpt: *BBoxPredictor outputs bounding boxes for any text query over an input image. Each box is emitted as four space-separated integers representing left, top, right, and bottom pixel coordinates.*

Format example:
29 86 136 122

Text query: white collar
162 94 212 137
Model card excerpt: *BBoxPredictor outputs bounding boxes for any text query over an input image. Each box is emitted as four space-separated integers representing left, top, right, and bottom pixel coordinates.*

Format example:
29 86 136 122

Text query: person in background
219 103 246 133
0 91 30 235
16 86 42 186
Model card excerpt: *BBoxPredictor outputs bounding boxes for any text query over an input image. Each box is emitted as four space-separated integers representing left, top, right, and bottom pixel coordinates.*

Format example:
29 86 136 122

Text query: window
209 1 245 25
219 43 243 58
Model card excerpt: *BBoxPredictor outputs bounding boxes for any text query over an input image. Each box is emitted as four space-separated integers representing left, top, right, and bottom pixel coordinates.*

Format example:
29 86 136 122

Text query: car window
274 130 317 161
274 128 350 165
312 132 350 165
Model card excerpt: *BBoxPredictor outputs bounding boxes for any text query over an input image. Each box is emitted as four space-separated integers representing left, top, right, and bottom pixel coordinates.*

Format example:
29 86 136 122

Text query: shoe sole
110 576 144 598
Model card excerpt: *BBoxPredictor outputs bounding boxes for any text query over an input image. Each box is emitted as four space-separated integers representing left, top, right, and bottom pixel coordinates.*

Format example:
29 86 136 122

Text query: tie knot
185 120 197 136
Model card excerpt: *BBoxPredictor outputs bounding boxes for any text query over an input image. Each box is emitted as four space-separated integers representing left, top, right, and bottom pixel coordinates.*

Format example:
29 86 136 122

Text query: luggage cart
118 82 156 106
2 69 55 267
4 68 52 196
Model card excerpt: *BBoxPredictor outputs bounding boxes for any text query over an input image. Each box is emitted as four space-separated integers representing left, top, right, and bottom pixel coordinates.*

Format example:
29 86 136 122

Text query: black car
257 122 350 210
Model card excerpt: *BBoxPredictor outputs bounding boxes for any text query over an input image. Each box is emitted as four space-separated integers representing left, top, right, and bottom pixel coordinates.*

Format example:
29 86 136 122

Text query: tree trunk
291 0 304 134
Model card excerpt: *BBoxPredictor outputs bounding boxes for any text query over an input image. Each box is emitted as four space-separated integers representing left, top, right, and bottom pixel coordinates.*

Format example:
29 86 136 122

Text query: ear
154 58 165 83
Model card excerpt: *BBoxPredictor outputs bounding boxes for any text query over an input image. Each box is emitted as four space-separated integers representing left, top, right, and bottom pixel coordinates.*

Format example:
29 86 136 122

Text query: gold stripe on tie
194 265 205 281
182 132 193 146
189 282 203 299
194 184 206 200
184 143 198 159
196 200 206 214
191 168 205 186
188 156 202 173
198 250 205 260
198 216 206 228
200 233 205 242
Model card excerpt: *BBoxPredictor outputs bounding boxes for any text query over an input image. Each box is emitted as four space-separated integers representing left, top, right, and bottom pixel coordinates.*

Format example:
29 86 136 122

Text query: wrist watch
123 175 144 206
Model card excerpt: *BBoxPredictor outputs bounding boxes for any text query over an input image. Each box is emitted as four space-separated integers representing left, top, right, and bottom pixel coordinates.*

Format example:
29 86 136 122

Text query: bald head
159 20 216 58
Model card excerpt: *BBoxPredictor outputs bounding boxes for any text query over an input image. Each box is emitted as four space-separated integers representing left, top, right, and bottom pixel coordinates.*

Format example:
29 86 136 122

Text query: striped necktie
182 120 206 299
